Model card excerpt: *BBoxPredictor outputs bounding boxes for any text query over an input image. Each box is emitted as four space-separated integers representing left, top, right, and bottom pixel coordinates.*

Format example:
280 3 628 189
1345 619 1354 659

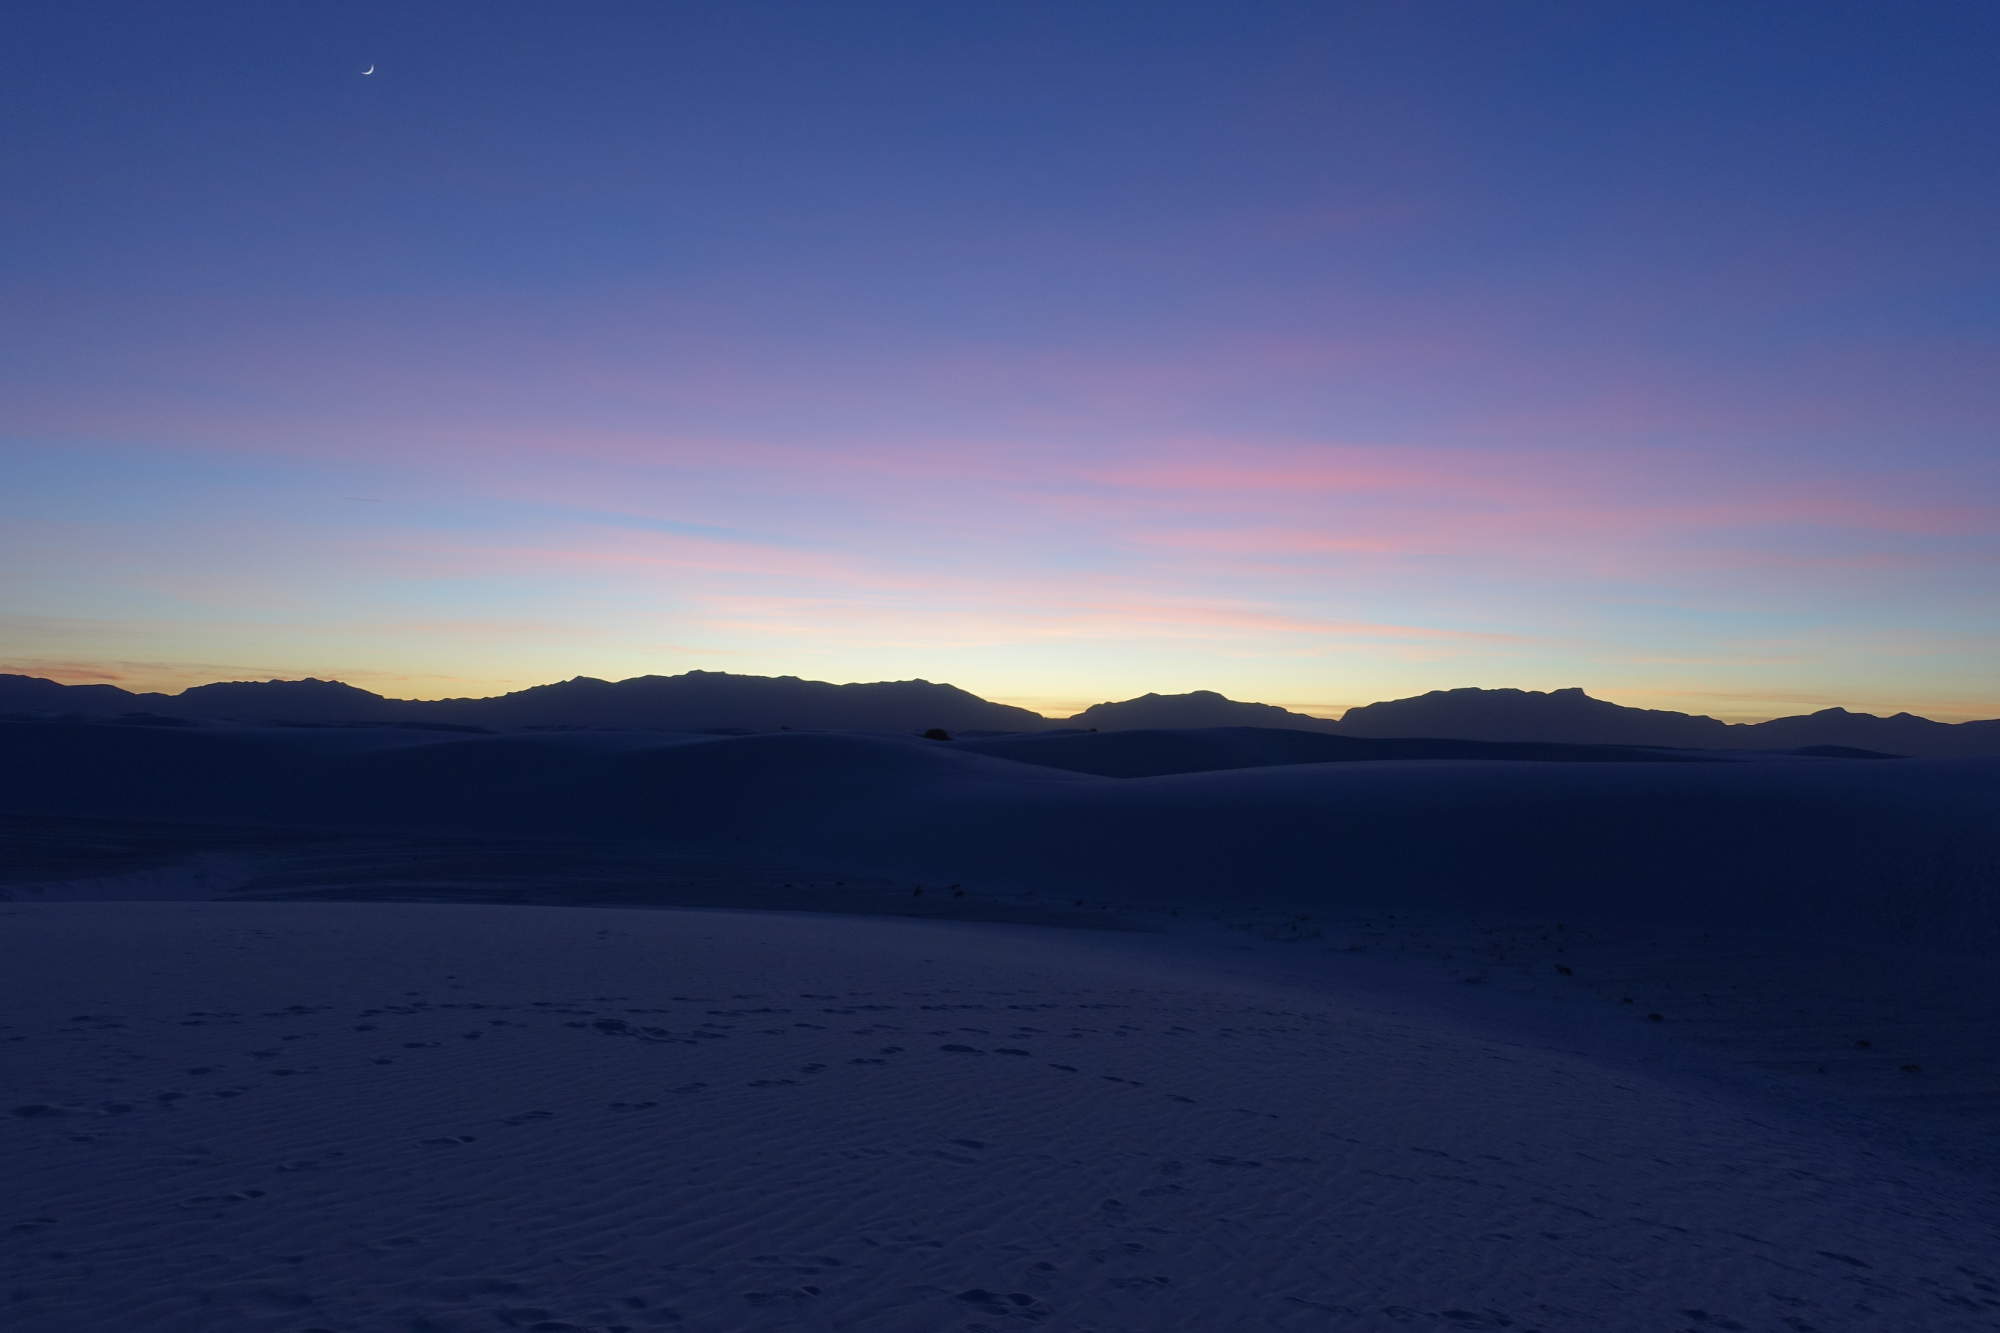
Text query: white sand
5 900 1998 1332
5 723 2000 1329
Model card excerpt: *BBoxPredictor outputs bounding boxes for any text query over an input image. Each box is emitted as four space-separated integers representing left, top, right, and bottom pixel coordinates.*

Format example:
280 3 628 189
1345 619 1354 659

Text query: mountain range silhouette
5 671 1997 756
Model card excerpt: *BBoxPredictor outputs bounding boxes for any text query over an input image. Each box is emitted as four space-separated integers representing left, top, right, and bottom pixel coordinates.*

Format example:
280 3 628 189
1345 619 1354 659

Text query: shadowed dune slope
957 725 1728 777
0 721 1090 834
5 720 1997 952
859 756 2000 948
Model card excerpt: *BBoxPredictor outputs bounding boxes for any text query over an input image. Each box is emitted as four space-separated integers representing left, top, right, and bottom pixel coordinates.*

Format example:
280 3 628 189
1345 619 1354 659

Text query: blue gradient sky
7 1 1997 719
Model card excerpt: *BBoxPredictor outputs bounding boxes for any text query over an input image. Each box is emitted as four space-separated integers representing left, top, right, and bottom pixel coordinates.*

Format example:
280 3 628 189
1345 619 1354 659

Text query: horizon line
5 667 1995 729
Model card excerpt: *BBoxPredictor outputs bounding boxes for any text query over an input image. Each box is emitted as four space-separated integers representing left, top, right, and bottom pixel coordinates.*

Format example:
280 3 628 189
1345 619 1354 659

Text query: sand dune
6 901 1998 1332
956 725 1728 776
6 719 1998 950
5 718 1999 1329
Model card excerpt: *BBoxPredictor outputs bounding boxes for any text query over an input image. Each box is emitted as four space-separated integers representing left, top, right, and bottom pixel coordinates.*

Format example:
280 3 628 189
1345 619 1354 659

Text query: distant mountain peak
1 671 1994 755
1065 689 1342 735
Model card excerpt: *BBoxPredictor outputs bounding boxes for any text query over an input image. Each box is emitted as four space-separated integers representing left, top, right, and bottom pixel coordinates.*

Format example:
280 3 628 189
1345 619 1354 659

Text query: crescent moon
362 65 375 75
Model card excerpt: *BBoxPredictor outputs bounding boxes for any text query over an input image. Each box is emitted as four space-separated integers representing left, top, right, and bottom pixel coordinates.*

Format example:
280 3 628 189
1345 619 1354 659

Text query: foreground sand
5 900 1997 1332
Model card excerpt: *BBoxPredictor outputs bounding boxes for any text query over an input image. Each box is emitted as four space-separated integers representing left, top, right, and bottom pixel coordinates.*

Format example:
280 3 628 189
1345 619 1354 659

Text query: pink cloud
686 586 1518 650
0 661 131 683
1126 529 1411 556
1075 602 1515 641
0 657 489 694
1081 447 1485 496
1659 494 1996 537
382 530 905 588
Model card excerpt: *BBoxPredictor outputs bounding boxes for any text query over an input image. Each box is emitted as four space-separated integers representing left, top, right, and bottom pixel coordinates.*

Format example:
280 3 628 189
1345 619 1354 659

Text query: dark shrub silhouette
921 727 951 741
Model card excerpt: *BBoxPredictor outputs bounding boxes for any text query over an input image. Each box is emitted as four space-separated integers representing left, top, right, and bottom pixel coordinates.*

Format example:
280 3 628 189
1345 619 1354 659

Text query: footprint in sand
955 1288 1051 1321
499 1110 554 1126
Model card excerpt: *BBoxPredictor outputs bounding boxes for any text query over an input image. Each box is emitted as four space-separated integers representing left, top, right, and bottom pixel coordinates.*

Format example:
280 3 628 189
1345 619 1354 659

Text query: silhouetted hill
1061 690 1343 733
1335 686 2000 757
1338 686 1734 747
173 678 399 722
423 671 1048 733
0 674 392 723
0 675 171 715
1736 707 2000 758
3 672 1996 754
0 670 1041 733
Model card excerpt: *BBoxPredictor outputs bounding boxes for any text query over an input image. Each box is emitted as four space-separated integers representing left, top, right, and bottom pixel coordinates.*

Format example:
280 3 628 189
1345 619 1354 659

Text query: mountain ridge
3 671 1997 756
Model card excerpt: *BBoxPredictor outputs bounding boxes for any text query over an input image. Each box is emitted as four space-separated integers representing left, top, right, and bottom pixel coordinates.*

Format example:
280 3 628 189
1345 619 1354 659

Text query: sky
6 1 1997 722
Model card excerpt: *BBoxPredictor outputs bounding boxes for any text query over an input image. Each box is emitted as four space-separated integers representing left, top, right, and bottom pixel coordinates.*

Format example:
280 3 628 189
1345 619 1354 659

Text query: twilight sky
7 1 1998 721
